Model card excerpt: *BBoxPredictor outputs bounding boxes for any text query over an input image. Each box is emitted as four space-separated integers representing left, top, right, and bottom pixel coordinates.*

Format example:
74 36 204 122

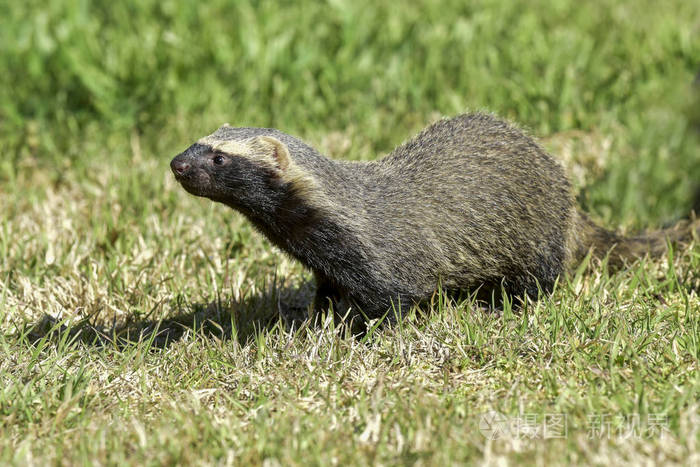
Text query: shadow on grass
22 281 315 350
22 250 698 351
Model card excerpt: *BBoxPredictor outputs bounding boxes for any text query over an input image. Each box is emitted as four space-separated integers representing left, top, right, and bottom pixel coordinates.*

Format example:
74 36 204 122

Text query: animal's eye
213 155 225 165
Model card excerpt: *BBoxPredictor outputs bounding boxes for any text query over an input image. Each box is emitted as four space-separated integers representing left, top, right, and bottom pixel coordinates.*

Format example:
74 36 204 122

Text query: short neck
239 194 321 253
234 196 370 290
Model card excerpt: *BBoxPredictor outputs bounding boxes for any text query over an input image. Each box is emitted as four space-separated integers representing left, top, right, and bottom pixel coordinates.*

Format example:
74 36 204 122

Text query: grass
1 0 699 464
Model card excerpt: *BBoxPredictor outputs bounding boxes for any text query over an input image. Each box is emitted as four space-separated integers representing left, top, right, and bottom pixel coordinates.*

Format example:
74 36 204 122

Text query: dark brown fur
170 113 699 321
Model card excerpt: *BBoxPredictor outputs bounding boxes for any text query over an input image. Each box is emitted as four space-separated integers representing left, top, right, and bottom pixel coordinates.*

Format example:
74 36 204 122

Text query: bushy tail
570 211 700 267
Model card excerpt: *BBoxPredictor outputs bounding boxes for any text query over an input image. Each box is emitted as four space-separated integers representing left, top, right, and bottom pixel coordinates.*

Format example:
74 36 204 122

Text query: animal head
170 124 317 211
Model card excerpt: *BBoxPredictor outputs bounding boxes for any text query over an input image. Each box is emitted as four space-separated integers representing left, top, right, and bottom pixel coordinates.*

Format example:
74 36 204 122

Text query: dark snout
170 156 190 177
169 145 214 197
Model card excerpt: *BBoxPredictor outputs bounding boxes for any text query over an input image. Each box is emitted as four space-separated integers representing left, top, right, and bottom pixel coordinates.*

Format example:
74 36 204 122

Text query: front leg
312 273 342 320
312 274 367 325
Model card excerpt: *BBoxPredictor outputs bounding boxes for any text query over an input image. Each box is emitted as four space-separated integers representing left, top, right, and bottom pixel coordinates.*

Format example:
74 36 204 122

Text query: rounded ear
258 136 291 171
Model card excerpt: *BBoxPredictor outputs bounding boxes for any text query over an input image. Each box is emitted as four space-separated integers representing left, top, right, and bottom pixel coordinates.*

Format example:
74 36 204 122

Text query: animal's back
345 113 576 299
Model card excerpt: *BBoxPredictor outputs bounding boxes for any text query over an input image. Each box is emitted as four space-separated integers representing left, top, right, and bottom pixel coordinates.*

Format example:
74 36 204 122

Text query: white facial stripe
197 136 250 156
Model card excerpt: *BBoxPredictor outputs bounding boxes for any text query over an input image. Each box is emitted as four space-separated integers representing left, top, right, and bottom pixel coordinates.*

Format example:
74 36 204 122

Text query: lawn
1 0 699 464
